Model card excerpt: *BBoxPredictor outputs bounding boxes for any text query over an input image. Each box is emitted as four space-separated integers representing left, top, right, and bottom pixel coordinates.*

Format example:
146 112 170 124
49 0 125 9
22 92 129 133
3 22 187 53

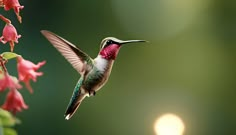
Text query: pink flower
17 56 46 93
2 0 24 23
0 23 21 52
0 73 22 92
2 89 28 114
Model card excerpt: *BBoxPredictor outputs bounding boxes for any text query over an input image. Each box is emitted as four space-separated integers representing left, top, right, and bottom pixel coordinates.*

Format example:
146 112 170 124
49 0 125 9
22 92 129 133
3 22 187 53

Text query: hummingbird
41 30 147 120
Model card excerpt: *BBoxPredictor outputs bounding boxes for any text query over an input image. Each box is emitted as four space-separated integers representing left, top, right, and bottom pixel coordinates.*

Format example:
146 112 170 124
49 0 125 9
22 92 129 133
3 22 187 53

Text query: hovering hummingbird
41 30 147 120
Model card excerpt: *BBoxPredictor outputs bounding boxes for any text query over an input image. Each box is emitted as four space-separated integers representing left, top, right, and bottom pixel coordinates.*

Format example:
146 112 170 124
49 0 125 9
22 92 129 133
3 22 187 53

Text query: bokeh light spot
154 113 185 135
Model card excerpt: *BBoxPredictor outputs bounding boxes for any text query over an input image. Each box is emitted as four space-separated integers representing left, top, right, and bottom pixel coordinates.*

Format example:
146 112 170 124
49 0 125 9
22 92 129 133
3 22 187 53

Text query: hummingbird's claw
89 91 96 96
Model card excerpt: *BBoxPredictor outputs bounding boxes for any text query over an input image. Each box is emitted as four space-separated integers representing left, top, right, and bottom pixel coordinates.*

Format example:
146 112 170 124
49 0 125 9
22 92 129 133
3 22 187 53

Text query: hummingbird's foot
89 91 96 96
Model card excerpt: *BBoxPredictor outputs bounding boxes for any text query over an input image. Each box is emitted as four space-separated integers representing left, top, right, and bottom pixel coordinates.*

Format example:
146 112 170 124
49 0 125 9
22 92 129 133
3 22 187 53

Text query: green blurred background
1 0 236 134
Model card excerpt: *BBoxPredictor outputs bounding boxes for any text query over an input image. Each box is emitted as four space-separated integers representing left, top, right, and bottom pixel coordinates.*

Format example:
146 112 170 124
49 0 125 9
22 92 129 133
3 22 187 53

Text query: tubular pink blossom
2 89 28 114
2 0 24 23
17 56 46 93
0 73 22 92
0 23 21 52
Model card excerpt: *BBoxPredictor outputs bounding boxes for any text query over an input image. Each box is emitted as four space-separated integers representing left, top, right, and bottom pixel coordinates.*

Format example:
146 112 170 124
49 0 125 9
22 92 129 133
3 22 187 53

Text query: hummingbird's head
99 37 146 60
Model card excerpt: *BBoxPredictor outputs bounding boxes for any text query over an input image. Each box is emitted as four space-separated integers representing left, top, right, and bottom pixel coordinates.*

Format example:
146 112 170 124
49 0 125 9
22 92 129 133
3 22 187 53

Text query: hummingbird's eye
102 40 113 48
101 39 115 49
106 40 113 45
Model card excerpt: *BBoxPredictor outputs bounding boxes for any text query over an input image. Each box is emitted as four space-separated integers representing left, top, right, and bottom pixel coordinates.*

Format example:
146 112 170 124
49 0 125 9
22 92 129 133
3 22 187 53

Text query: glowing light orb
154 113 185 135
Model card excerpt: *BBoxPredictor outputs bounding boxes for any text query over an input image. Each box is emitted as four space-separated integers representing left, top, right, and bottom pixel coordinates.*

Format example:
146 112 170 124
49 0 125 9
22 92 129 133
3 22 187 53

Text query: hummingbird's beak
120 40 148 45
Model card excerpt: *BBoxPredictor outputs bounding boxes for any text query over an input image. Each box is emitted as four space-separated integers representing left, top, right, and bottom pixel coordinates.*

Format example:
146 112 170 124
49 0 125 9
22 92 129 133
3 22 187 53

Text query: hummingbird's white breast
94 55 109 72
85 54 114 92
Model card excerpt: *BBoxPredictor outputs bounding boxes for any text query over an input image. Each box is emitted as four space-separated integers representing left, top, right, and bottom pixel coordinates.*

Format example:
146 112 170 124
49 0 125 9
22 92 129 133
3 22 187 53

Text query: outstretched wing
41 30 93 74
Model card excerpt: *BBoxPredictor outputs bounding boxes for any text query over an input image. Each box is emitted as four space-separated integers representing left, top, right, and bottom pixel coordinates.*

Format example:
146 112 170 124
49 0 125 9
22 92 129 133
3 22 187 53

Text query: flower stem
0 0 3 7
0 14 11 24
0 56 8 73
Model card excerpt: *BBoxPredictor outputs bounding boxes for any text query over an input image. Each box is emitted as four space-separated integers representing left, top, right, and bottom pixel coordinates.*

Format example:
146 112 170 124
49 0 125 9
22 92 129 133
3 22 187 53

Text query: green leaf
3 128 17 135
0 109 16 127
1 52 19 60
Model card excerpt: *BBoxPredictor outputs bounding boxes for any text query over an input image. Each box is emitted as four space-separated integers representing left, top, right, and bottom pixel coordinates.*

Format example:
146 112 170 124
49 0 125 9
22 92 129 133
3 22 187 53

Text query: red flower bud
0 23 21 52
17 56 46 93
2 89 28 114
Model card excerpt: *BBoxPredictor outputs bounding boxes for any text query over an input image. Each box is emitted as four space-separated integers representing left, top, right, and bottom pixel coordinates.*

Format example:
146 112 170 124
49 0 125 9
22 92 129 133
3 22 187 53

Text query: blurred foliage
0 109 19 135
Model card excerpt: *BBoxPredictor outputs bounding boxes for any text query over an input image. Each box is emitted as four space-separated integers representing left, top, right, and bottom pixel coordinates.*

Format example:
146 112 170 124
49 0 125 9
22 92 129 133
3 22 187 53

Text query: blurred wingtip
41 30 51 35
40 30 46 33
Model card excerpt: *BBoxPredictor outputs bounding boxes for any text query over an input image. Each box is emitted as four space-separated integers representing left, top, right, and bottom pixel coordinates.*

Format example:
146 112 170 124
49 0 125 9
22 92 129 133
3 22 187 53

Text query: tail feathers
64 92 87 120
65 101 82 120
